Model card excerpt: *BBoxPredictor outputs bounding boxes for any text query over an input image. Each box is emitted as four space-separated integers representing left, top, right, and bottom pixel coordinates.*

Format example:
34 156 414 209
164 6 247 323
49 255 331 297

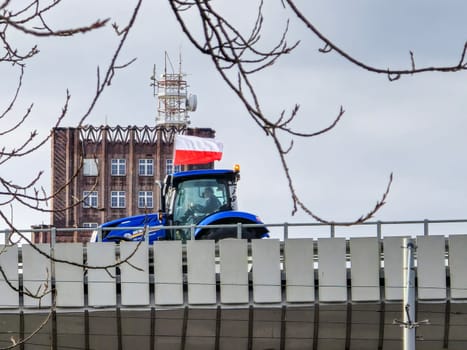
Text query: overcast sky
2 0 466 238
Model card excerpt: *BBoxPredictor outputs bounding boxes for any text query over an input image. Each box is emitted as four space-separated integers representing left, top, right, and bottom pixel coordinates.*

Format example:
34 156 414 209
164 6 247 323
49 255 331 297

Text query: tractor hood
96 213 165 242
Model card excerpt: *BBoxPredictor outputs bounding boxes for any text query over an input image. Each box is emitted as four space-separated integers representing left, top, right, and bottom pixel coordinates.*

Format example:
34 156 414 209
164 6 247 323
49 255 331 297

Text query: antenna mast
152 52 197 127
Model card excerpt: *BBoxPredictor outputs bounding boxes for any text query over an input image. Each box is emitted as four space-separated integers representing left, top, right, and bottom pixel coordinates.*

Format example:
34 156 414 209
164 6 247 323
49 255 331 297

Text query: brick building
38 64 216 242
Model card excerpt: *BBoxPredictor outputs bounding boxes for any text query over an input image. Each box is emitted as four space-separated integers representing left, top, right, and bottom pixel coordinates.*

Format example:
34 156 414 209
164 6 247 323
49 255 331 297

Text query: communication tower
151 54 197 126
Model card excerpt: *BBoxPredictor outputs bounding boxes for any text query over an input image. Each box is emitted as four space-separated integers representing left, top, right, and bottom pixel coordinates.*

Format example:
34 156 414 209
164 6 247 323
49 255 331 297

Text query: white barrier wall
350 237 380 301
0 236 462 309
219 239 249 304
187 240 216 304
0 245 19 308
120 242 149 306
383 237 406 301
284 239 315 302
22 244 51 308
87 243 116 307
54 243 84 307
416 236 446 300
318 238 347 302
252 239 281 303
154 241 184 305
449 235 467 299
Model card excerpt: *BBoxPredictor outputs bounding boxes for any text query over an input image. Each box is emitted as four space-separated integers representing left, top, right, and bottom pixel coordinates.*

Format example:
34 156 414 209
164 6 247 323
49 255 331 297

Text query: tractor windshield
172 179 228 228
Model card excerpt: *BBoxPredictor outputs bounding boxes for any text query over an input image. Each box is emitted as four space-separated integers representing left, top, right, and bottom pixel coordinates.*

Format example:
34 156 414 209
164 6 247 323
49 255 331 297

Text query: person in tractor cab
203 187 221 213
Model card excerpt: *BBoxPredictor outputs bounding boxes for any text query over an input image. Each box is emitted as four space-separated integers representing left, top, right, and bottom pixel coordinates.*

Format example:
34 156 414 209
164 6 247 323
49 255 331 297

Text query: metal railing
2 218 467 245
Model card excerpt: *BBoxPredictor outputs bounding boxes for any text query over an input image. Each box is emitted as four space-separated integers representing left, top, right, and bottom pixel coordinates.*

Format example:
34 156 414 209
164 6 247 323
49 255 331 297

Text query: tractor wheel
199 227 263 241
200 227 236 241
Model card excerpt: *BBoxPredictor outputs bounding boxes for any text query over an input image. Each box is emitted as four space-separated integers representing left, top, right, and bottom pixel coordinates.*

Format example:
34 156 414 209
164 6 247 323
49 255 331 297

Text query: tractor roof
168 169 239 187
172 169 235 178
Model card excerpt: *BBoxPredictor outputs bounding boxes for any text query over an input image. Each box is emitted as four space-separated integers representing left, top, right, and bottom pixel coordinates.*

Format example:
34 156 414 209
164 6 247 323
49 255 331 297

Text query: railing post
50 226 57 308
284 222 288 241
51 227 57 247
424 219 429 236
3 229 10 244
98 227 103 242
237 223 242 239
190 224 195 241
330 224 335 238
377 221 382 240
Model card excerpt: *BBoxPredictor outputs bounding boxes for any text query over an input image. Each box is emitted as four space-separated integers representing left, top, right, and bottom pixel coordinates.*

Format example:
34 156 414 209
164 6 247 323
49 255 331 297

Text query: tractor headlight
123 233 133 240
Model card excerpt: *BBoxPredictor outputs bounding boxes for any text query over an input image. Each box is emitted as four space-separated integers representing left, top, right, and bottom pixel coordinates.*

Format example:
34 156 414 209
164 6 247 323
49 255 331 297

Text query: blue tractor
91 166 269 243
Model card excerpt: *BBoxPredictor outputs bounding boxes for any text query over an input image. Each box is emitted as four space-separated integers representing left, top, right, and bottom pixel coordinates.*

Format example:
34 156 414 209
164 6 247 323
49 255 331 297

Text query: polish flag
174 134 223 165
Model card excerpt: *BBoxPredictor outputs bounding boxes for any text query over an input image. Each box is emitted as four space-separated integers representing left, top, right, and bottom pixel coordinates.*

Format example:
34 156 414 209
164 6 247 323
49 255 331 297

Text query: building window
82 222 98 229
138 191 153 209
111 159 126 176
83 158 99 176
139 159 154 176
166 159 181 175
111 191 126 208
83 191 98 208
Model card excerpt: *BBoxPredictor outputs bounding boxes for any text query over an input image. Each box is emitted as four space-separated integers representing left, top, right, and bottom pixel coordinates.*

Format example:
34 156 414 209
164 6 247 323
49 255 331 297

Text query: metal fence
2 218 467 244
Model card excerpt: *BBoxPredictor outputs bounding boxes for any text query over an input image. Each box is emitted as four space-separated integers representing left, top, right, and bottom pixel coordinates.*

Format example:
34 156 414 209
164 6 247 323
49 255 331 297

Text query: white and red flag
173 134 223 165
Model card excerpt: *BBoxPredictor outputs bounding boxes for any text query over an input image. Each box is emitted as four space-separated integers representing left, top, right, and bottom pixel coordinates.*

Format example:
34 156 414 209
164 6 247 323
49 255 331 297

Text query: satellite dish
186 94 198 111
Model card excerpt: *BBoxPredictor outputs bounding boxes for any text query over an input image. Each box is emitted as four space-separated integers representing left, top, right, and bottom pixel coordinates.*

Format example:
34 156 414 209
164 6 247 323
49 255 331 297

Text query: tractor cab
163 169 239 240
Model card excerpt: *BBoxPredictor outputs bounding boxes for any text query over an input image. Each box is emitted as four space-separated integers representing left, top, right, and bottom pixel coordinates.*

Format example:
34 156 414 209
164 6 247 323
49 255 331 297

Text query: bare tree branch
169 0 465 224
285 0 467 80
0 0 142 226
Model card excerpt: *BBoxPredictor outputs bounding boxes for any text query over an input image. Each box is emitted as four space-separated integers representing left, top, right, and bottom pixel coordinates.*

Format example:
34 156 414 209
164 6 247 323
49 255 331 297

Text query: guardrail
2 218 467 244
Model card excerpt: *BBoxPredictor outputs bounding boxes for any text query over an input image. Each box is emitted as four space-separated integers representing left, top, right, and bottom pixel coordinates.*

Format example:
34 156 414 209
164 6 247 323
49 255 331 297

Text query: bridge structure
1 219 467 349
